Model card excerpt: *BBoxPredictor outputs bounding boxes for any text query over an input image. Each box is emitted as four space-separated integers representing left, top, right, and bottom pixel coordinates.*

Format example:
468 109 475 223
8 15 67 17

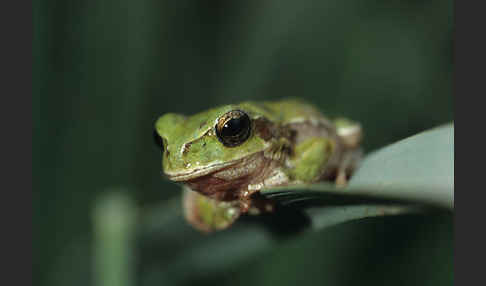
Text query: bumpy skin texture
154 99 362 232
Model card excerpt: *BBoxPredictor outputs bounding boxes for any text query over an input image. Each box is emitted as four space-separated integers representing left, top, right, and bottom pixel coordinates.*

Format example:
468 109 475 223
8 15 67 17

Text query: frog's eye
153 129 164 151
216 110 251 147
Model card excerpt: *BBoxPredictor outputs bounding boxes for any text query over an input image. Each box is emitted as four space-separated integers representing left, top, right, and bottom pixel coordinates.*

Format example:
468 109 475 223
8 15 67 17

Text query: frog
153 99 362 232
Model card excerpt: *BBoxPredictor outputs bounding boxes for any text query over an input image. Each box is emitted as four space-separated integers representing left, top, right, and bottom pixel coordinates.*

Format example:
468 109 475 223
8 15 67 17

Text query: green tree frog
153 99 362 232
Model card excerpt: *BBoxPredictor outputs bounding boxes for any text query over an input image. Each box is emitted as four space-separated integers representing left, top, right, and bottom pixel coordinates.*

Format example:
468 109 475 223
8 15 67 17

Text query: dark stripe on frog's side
285 120 336 145
252 117 274 141
253 116 294 143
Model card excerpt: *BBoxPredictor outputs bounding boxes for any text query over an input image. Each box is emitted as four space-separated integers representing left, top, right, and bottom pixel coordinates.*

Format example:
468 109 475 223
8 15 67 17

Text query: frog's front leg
182 187 240 232
287 137 335 183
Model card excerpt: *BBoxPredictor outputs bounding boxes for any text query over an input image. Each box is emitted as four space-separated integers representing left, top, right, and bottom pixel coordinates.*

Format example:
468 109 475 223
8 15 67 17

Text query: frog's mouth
165 160 238 182
164 151 268 182
165 152 272 201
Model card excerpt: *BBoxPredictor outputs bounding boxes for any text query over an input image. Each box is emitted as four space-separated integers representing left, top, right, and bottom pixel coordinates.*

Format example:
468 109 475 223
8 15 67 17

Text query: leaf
261 123 454 227
93 191 137 286
348 123 454 208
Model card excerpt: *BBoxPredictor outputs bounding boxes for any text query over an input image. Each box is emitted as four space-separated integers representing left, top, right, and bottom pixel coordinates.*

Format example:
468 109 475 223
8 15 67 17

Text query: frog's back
239 98 329 125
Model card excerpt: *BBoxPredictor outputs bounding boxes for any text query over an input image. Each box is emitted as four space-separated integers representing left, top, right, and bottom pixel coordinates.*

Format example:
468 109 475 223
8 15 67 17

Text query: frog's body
154 99 362 232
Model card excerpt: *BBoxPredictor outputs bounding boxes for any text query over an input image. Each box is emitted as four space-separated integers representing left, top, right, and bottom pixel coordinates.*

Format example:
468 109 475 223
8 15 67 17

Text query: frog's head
153 104 276 182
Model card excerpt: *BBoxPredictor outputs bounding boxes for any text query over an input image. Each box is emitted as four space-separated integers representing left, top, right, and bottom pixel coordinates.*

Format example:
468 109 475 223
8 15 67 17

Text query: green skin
155 99 362 232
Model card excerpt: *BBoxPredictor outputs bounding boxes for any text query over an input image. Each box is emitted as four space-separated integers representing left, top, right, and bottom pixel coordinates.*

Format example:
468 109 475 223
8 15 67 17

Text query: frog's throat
165 160 240 182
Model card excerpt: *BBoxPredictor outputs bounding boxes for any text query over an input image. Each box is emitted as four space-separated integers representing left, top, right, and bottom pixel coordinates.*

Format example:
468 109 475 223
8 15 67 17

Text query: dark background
34 0 453 285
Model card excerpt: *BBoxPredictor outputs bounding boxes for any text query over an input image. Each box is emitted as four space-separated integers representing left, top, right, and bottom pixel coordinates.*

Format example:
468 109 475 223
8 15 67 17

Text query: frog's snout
155 113 186 136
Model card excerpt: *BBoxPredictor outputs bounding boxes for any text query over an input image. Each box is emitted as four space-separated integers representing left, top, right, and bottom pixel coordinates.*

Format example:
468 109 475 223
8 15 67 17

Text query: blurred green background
34 0 453 285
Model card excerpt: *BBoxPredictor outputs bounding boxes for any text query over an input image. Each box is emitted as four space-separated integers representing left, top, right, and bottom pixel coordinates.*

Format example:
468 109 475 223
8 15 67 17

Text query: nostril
153 129 164 151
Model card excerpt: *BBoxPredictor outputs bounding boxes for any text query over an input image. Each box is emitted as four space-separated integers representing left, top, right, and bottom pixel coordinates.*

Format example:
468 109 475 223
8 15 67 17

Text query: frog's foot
238 189 259 213
249 193 276 215
334 148 363 187
335 169 348 187
183 187 240 232
238 191 277 215
239 198 251 213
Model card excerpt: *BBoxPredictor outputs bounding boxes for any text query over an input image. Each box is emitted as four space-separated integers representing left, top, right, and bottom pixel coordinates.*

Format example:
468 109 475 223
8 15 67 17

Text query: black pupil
153 130 164 150
216 111 251 147
222 116 249 137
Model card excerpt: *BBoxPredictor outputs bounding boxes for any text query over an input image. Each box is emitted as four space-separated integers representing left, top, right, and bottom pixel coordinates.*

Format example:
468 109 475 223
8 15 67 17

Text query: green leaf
93 191 137 286
349 122 454 208
261 123 454 228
